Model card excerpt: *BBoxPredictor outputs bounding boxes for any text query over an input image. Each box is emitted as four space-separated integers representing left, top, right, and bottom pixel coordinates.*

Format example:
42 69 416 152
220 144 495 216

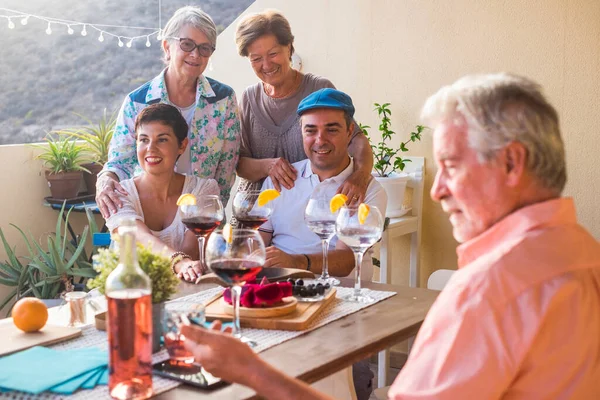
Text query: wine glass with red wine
232 190 274 230
178 195 224 272
205 229 266 347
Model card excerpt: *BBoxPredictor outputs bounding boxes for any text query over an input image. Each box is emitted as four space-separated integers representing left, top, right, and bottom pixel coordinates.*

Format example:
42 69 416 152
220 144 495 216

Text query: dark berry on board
324 283 331 290
296 279 304 286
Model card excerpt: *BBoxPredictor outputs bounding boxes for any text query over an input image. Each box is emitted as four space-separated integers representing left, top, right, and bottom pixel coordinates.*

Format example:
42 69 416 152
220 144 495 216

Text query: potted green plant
0 205 97 312
55 108 116 195
361 102 425 217
32 134 90 200
87 243 179 352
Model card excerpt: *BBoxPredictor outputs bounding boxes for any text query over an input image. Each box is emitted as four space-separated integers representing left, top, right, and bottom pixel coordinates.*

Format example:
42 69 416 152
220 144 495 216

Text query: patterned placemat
2 286 395 399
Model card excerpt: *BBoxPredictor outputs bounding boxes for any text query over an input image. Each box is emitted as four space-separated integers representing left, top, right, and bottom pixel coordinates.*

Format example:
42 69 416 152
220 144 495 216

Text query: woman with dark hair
234 10 373 205
105 103 219 282
96 6 240 220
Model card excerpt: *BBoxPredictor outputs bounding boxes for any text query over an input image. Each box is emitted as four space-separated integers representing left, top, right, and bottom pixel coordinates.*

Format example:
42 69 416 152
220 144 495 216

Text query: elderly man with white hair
179 73 600 400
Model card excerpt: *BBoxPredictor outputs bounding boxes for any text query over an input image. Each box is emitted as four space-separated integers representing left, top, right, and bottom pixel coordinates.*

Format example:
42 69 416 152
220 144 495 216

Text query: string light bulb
1 7 161 50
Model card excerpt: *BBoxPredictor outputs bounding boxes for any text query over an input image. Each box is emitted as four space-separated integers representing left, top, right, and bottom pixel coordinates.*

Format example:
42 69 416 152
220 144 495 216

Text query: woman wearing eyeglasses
234 10 373 206
96 6 241 219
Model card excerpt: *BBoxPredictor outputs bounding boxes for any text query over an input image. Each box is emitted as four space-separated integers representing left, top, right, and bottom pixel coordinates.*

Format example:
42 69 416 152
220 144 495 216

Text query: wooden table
157 279 438 399
45 280 437 399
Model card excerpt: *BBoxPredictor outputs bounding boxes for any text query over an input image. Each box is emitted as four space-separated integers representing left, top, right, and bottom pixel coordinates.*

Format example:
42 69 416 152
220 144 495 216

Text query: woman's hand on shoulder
337 170 370 206
267 158 297 191
95 173 128 218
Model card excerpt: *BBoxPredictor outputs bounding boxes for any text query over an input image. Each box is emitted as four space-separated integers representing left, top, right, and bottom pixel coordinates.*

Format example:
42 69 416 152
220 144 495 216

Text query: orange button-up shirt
389 198 600 399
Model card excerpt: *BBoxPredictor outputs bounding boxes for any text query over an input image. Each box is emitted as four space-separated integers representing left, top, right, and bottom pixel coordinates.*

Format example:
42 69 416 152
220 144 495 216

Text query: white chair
427 269 455 291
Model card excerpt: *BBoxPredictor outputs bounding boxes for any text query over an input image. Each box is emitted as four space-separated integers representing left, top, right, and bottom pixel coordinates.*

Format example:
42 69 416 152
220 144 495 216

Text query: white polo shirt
259 158 387 280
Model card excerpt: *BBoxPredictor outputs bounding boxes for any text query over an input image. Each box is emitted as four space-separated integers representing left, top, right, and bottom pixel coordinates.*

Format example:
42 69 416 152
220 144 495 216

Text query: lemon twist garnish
176 193 196 206
358 203 370 225
257 189 280 207
223 223 233 244
329 194 348 213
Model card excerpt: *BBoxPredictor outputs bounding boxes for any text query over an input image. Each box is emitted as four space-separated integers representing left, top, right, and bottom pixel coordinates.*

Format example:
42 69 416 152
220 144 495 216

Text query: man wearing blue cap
257 88 387 281
255 88 387 399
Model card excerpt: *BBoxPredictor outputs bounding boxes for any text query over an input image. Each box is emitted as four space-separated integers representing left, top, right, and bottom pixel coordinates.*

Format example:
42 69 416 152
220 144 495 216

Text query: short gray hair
421 73 566 194
161 6 217 62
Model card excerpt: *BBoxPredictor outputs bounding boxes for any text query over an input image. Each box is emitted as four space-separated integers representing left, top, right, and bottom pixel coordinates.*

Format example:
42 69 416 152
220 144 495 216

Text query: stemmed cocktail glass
205 229 265 348
178 195 224 272
304 194 340 286
232 190 274 230
335 205 384 303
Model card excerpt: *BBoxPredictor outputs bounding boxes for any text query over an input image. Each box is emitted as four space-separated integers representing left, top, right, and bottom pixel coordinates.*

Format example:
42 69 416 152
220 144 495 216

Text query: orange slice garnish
176 193 196 206
223 223 233 244
329 194 348 213
257 189 280 207
358 203 370 225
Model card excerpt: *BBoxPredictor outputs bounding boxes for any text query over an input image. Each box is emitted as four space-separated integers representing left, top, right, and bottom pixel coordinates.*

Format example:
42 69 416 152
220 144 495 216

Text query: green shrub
87 243 179 304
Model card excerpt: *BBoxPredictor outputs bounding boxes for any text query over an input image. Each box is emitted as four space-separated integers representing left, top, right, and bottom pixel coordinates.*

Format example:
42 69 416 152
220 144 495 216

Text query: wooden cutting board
205 288 337 331
196 267 315 286
0 319 82 357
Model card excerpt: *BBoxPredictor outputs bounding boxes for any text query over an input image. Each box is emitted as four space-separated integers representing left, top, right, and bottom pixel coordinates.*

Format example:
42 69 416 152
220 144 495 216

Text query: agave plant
0 204 97 313
55 108 117 165
32 134 91 174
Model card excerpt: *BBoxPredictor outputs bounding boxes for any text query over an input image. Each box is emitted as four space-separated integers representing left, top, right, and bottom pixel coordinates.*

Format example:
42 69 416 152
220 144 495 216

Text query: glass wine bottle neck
119 227 138 270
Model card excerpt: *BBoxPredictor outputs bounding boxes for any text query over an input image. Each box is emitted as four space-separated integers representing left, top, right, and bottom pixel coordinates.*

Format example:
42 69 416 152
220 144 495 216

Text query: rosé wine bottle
106 219 153 399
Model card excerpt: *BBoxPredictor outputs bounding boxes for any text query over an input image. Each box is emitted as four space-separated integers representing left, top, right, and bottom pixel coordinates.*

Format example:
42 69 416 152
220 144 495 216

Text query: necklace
264 70 300 99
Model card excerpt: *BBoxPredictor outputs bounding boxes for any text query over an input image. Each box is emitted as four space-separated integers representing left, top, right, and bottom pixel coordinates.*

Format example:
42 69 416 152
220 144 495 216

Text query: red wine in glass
236 216 268 230
182 216 222 236
210 259 263 285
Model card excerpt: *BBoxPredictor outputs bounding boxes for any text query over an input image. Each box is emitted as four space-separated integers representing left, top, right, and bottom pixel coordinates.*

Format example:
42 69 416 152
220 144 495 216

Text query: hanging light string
0 7 162 48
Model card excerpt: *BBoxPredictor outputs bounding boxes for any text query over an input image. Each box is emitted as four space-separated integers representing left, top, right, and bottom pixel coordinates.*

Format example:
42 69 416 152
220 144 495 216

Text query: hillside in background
0 0 253 144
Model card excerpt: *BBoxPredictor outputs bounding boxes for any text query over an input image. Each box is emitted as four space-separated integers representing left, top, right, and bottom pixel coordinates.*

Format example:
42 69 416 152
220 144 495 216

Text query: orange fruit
329 194 348 213
257 189 280 207
176 193 196 206
358 203 370 225
12 298 48 333
223 223 233 244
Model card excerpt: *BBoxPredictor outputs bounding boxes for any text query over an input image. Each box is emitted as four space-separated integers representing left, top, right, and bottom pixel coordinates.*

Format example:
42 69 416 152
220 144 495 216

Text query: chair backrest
427 269 455 291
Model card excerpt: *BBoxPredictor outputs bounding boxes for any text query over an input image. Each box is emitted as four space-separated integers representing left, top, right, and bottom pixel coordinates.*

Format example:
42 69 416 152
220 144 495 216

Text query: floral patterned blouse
103 69 241 205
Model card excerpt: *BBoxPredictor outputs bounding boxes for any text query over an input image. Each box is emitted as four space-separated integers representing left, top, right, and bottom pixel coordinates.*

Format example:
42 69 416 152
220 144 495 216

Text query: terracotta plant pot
45 170 83 200
82 163 104 195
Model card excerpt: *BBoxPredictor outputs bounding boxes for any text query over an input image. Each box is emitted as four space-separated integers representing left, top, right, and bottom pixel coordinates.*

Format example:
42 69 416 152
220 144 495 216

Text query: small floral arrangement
224 277 292 308
87 243 179 304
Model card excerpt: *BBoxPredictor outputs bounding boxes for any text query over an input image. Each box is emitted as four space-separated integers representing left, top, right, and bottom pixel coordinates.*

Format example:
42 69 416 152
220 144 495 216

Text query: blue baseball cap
297 88 355 118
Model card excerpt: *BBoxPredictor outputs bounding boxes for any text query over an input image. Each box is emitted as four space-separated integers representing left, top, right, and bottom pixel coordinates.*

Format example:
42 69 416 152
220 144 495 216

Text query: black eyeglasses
169 37 215 57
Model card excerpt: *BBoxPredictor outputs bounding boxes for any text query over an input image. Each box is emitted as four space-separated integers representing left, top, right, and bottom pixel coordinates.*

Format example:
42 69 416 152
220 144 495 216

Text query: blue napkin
0 346 108 394
49 366 105 394
81 367 105 389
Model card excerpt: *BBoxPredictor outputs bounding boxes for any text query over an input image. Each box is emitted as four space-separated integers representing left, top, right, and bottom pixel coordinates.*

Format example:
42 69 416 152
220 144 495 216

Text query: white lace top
105 175 220 250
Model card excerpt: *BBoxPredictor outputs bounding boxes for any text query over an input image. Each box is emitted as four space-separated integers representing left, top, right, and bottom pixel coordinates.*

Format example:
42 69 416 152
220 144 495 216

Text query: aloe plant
31 134 91 174
0 204 97 313
55 108 117 165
